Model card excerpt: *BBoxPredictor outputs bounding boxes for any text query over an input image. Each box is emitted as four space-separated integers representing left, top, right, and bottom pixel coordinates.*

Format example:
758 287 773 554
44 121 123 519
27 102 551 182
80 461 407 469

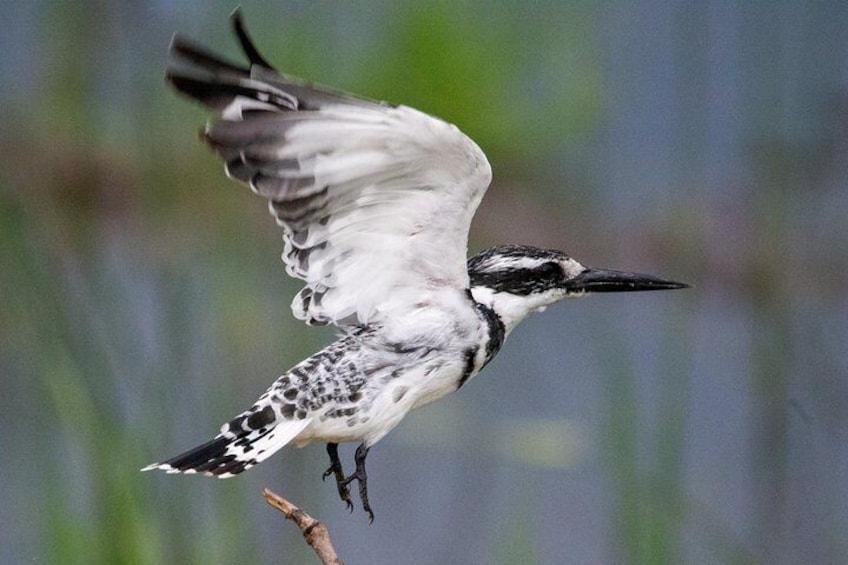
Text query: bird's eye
538 261 562 279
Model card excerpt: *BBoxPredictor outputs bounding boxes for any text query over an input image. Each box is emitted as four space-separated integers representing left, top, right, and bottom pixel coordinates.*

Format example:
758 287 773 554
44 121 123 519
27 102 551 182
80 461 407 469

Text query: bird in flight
143 11 687 521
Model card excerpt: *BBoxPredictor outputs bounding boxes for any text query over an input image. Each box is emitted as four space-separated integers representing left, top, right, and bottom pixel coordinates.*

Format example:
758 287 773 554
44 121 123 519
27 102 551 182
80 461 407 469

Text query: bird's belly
408 358 469 410
295 357 467 447
295 396 414 447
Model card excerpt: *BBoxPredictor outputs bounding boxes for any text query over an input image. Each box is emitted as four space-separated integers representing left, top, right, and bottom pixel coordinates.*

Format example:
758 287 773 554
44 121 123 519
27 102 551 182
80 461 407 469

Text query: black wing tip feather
167 72 265 110
166 9 275 76
166 11 389 113
165 10 283 108
168 34 248 77
230 7 276 70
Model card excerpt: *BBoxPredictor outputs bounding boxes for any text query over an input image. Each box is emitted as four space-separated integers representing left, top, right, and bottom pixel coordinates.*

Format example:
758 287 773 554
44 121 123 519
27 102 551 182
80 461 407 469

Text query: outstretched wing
167 12 492 327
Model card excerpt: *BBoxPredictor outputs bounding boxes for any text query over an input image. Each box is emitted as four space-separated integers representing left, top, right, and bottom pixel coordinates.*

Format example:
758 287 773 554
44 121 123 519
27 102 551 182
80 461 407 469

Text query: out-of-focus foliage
2 2 847 564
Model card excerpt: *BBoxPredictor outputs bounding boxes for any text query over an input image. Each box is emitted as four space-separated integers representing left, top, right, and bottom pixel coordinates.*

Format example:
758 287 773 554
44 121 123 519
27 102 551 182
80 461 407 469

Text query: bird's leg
322 443 353 511
340 443 373 522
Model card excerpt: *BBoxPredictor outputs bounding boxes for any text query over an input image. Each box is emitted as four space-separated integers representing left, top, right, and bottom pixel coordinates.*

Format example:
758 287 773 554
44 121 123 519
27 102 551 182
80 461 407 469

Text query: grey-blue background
2 2 846 563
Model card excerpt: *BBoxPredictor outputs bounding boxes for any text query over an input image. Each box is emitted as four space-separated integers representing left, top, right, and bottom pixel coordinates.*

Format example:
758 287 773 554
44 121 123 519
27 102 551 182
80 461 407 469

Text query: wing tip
230 8 276 70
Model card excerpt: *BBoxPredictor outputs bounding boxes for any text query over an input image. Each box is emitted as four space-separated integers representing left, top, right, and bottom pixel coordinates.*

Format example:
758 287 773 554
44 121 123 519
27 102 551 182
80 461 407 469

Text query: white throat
470 285 563 334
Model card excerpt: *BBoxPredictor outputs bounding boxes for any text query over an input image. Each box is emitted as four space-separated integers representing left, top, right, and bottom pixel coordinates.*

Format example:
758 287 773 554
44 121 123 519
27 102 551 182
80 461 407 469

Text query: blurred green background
2 1 847 564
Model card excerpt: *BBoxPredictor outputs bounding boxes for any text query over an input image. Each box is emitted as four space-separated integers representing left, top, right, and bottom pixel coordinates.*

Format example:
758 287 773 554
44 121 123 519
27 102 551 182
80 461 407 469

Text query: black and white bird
143 12 687 520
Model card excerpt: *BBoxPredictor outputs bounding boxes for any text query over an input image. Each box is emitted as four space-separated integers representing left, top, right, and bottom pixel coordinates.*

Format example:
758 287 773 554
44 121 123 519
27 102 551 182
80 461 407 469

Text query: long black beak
565 267 689 293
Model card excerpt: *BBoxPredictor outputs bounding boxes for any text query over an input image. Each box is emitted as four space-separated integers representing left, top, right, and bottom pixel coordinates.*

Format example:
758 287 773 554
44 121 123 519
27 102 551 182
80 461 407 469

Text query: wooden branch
262 488 344 565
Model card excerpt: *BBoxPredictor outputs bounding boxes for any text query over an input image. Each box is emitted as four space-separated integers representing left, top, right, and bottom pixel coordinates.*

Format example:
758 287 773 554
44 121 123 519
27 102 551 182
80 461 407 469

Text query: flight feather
166 22 492 327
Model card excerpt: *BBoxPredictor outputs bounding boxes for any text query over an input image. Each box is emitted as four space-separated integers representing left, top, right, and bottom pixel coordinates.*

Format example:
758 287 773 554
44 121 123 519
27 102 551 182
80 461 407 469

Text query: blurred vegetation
2 2 847 564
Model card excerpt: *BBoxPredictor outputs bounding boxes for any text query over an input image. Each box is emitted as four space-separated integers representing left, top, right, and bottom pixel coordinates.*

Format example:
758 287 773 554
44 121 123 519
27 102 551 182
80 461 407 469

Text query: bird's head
468 244 688 332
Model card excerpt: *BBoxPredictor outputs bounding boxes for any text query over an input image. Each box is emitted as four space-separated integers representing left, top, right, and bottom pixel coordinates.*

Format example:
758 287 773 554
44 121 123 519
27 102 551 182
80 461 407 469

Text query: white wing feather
168 37 492 327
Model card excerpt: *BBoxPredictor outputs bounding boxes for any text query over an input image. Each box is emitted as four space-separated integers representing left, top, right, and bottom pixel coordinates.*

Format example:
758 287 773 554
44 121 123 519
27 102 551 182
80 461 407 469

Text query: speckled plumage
145 292 503 480
143 12 687 520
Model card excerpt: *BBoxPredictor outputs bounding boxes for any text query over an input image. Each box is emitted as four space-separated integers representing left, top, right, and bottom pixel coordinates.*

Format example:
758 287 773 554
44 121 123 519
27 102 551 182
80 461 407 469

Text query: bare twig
262 488 344 565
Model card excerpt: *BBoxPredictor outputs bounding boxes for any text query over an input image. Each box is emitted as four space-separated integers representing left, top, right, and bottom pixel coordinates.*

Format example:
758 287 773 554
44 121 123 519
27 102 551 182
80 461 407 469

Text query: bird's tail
142 401 310 478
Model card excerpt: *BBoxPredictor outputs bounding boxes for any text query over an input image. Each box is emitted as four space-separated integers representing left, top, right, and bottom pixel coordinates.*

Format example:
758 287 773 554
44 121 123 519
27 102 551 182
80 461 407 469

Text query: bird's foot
340 443 373 522
322 443 353 511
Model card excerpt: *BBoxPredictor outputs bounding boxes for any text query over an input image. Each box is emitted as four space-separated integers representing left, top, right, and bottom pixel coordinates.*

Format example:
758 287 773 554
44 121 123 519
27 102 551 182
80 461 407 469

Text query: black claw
323 443 352 505
323 442 375 520
339 443 374 522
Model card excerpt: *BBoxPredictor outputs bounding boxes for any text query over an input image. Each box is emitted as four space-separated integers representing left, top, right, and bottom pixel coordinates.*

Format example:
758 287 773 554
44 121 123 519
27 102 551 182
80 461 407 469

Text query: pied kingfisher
143 11 688 521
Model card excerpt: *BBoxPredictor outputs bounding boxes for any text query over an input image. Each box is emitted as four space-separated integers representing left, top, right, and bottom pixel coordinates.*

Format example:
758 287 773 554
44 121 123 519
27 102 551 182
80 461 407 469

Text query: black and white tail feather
142 331 358 478
141 400 309 478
